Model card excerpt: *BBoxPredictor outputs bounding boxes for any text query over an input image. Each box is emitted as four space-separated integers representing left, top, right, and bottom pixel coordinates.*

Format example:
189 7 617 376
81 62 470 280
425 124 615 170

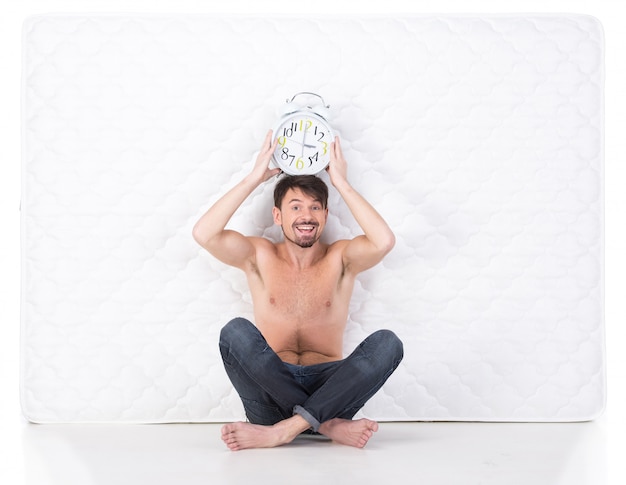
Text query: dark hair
274 175 329 210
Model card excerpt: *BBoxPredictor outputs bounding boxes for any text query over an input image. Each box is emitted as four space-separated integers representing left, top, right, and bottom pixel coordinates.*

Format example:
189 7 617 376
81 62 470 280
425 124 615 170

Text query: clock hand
285 137 315 149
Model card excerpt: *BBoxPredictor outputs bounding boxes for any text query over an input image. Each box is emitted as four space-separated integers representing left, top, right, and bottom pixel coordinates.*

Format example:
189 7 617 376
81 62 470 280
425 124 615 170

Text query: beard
281 222 321 248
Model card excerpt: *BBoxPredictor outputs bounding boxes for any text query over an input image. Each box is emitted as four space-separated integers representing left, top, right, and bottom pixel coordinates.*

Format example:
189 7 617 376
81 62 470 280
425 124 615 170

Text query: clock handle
284 92 331 121
286 92 330 109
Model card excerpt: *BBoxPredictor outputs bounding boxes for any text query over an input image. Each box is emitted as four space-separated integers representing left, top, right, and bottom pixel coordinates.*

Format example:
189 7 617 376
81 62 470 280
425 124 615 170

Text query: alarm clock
272 92 334 176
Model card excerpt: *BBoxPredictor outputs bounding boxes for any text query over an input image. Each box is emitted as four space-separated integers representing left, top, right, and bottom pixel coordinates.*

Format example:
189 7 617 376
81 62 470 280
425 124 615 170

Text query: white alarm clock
272 92 334 175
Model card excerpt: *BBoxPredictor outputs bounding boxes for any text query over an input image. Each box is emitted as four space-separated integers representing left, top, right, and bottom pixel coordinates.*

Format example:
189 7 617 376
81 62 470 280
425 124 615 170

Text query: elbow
386 232 396 254
379 231 396 256
192 222 207 247
192 222 222 253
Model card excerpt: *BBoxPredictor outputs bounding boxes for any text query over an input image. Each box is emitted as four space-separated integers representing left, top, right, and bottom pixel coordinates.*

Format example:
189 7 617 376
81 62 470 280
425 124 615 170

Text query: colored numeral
299 119 313 132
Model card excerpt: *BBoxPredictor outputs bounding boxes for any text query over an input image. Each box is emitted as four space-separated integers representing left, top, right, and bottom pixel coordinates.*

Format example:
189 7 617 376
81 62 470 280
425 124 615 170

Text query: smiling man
192 131 403 450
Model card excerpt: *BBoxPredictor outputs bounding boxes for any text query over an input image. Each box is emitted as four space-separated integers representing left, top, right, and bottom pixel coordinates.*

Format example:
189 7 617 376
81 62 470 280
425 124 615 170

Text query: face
273 188 328 248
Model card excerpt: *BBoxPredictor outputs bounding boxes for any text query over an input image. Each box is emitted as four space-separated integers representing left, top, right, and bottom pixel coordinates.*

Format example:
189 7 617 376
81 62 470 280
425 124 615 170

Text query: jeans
219 317 404 432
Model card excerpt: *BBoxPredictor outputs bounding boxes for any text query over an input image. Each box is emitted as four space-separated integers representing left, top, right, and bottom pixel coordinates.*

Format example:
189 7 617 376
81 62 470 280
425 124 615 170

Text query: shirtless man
192 131 403 450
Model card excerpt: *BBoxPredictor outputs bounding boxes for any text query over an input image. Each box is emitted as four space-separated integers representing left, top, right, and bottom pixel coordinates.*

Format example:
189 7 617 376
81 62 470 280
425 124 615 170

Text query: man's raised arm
192 131 279 269
326 137 396 273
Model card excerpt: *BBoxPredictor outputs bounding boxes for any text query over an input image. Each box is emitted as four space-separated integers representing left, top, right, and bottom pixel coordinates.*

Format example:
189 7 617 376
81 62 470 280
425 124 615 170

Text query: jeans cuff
293 405 320 432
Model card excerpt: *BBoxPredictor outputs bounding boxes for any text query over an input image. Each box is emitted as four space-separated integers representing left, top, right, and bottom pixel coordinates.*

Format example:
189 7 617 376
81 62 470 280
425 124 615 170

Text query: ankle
273 415 311 443
319 417 341 433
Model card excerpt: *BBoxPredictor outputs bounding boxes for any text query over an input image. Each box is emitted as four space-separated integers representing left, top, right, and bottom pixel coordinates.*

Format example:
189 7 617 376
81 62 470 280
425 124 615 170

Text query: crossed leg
218 318 402 451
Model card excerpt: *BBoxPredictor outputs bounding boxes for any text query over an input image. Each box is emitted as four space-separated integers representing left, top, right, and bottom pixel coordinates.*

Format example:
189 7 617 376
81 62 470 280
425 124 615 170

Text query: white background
1 0 624 483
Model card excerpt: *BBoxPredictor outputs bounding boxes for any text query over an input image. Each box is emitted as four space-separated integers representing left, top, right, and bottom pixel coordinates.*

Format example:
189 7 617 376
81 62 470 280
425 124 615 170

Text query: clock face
272 112 334 175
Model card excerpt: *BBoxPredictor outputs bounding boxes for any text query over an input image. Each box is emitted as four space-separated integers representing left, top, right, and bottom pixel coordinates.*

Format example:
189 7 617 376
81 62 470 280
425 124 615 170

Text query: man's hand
250 130 281 183
326 136 348 187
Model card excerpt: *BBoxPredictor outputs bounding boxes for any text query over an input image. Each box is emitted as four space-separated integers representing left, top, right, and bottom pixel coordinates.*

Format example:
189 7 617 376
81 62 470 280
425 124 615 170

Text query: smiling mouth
294 224 317 234
282 222 321 248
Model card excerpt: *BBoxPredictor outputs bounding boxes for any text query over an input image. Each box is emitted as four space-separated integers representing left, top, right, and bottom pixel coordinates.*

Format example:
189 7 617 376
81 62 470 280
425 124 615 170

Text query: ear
272 206 282 226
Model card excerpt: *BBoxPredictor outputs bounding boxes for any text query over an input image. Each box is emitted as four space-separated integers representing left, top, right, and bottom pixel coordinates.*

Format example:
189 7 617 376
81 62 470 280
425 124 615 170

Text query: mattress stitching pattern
21 14 604 423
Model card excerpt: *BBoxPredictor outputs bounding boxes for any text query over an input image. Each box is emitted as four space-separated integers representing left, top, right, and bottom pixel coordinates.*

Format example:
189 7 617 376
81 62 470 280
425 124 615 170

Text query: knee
369 329 404 364
219 317 255 354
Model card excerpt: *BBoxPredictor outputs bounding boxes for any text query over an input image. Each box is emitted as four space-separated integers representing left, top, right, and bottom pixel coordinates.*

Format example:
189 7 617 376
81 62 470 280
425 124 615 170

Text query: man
192 130 403 450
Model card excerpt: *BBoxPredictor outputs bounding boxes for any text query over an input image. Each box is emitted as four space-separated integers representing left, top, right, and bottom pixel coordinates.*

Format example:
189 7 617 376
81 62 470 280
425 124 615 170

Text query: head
272 175 329 249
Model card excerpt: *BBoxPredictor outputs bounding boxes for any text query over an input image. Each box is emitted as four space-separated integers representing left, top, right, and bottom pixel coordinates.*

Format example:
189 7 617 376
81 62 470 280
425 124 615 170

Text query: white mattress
21 14 605 423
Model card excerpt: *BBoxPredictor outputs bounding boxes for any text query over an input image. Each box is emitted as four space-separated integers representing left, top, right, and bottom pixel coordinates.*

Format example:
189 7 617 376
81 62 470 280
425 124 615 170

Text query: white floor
6 419 611 485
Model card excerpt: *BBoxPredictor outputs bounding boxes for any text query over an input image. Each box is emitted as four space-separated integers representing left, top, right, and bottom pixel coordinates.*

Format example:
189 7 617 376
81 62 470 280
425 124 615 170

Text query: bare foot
221 415 310 451
318 418 379 448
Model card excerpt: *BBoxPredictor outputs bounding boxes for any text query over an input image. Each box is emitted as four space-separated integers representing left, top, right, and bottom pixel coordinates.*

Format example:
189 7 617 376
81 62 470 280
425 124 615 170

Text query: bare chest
264 263 339 320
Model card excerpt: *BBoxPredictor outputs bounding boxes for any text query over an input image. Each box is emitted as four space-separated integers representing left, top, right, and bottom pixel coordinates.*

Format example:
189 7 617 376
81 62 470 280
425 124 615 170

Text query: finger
336 136 344 159
332 137 340 157
262 129 273 150
263 133 278 156
268 167 281 177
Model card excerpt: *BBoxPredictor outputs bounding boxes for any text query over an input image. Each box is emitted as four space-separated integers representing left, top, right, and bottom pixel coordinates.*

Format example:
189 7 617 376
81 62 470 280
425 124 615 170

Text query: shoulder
326 239 350 254
248 236 279 258
249 236 276 248
333 235 388 275
250 237 291 265
236 237 277 277
325 239 352 270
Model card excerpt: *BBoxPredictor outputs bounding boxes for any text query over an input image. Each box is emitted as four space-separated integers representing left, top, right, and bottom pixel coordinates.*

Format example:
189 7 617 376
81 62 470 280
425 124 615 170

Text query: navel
270 297 276 305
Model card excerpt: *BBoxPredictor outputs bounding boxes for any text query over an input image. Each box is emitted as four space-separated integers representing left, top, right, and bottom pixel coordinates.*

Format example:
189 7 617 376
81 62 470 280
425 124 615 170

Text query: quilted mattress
21 14 605 423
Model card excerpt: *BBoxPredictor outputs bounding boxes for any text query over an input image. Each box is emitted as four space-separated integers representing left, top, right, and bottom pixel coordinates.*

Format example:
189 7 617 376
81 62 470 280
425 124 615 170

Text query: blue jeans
219 317 404 432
